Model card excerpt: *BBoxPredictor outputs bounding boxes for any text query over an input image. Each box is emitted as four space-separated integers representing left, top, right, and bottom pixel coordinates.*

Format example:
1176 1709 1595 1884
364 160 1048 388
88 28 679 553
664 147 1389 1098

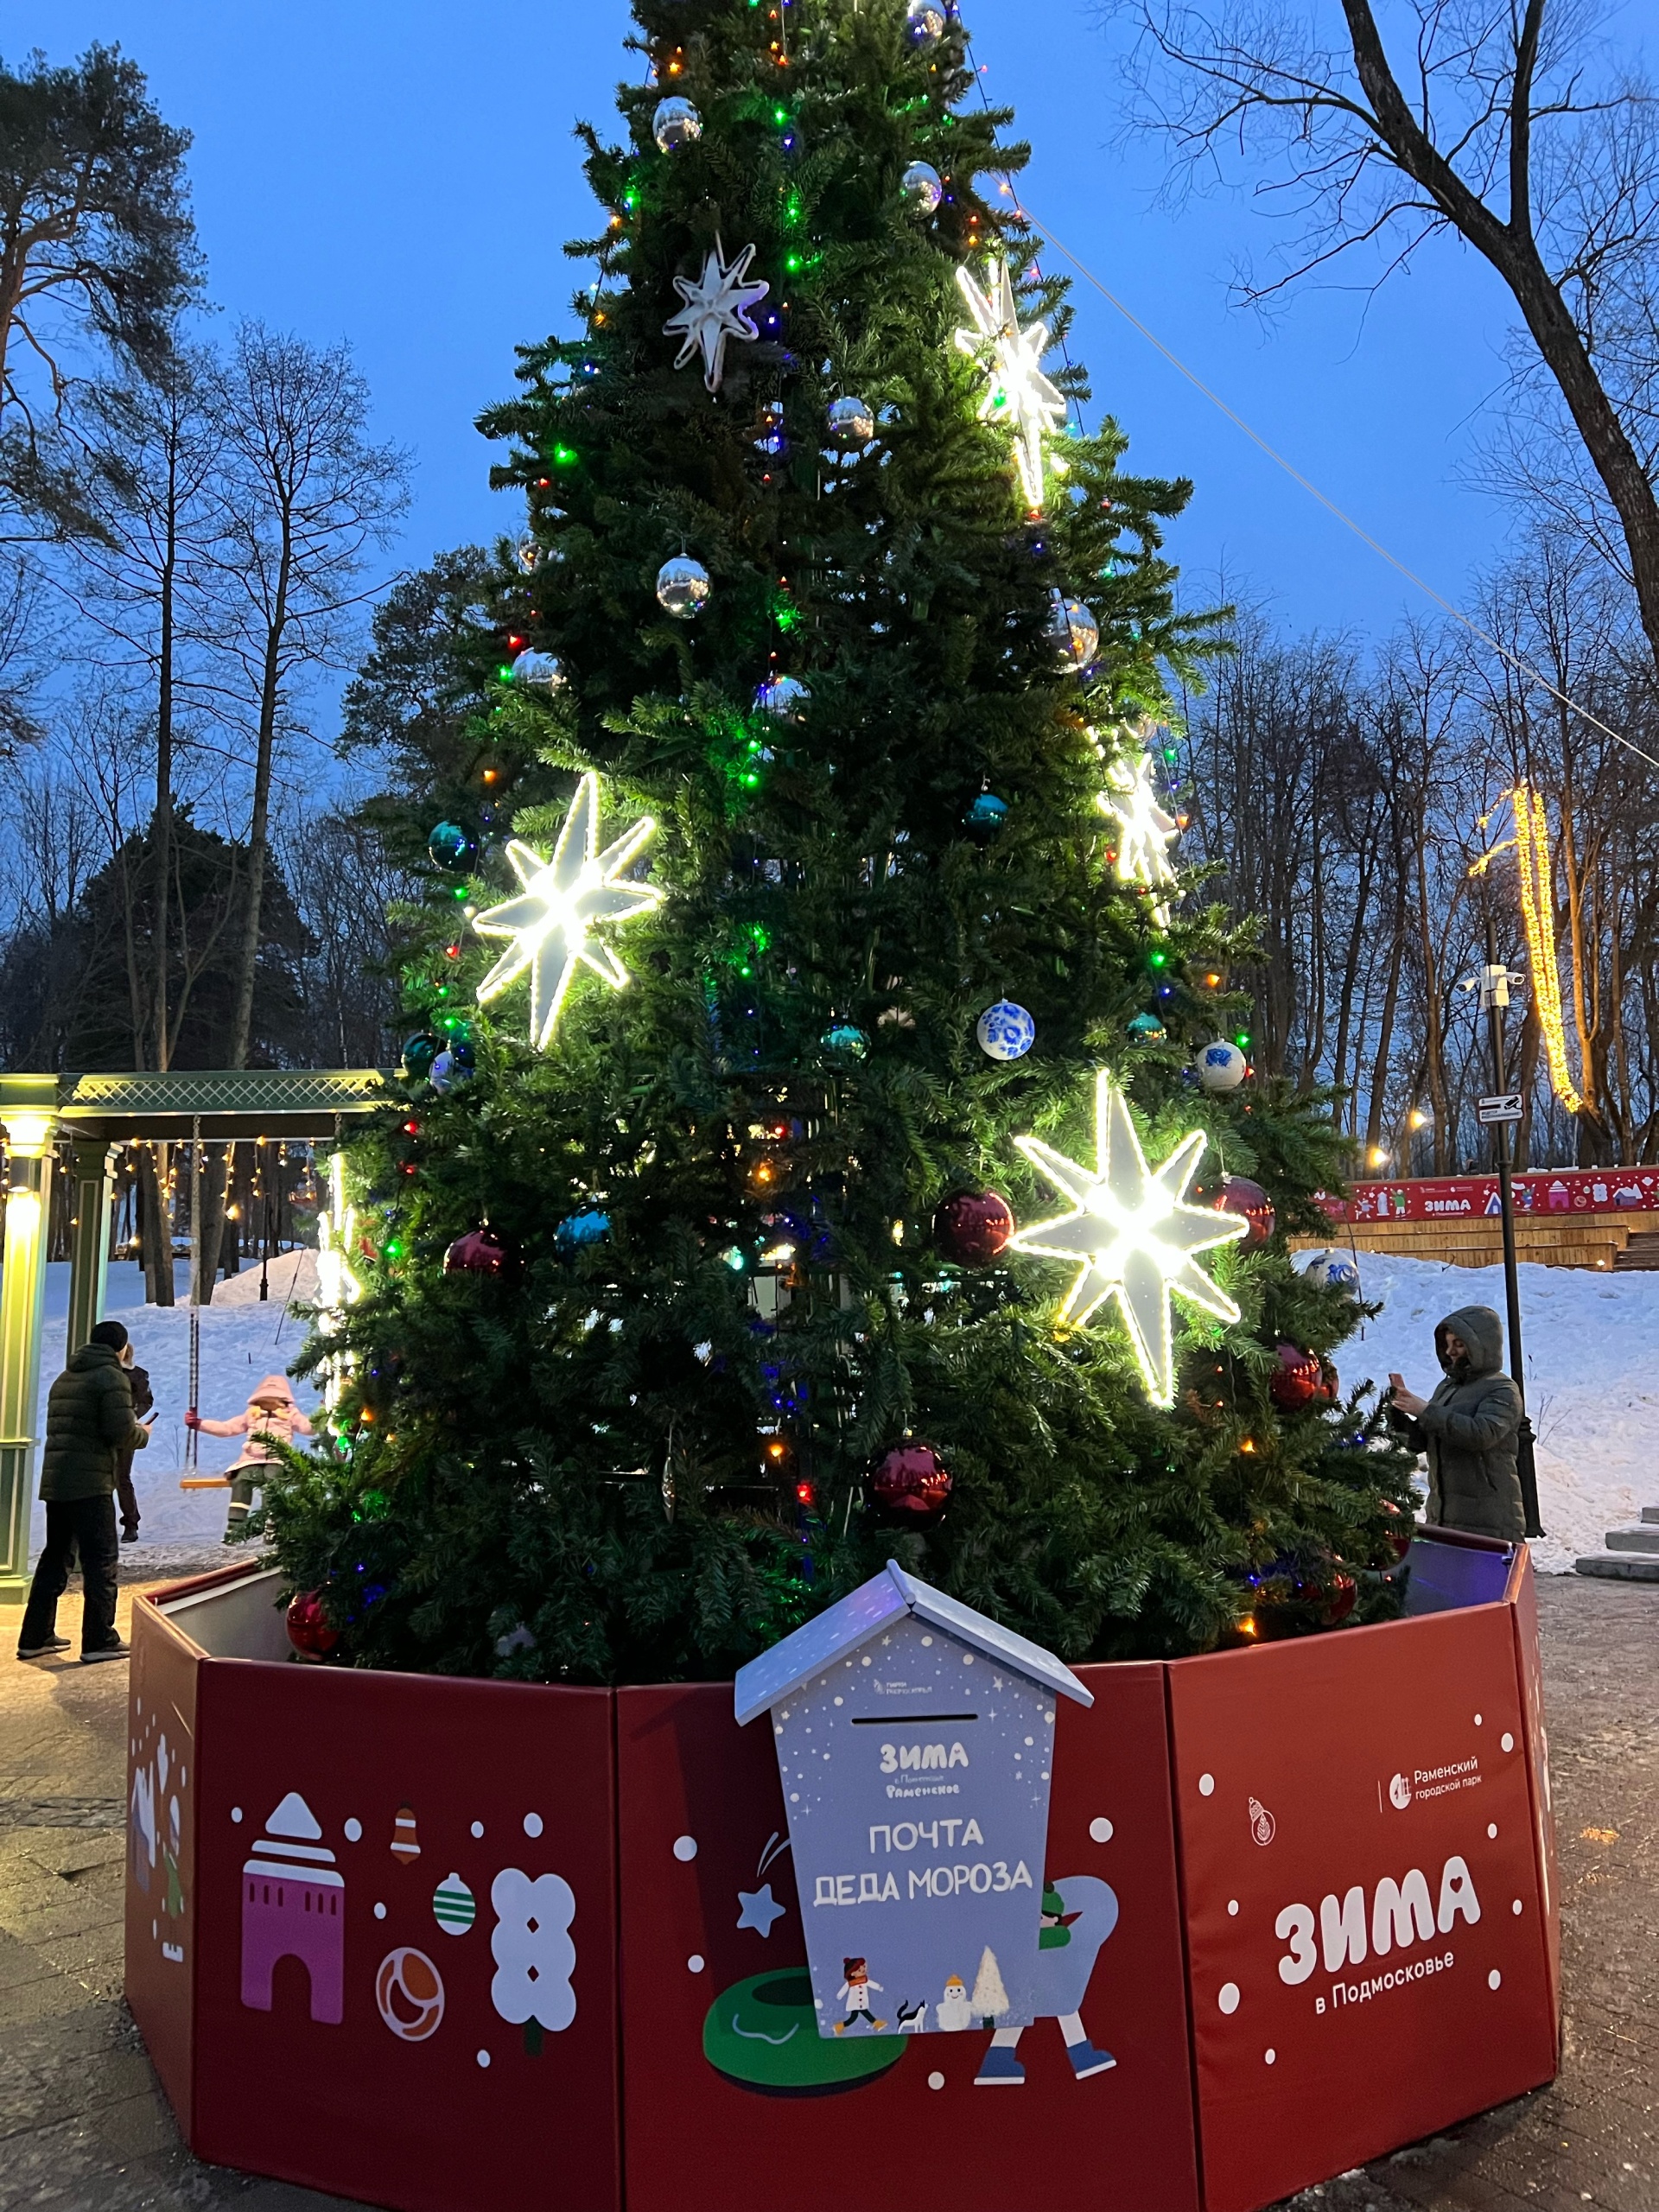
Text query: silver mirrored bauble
514 532 543 575
827 395 875 447
906 0 950 40
1046 591 1100 668
652 98 702 153
510 648 566 693
901 162 944 214
656 554 711 618
755 674 810 719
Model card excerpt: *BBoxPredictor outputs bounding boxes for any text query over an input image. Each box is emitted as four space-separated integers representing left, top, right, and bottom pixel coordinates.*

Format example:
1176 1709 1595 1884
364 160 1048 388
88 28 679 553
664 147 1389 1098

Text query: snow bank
18 1249 1655 1574
1319 1249 1653 1572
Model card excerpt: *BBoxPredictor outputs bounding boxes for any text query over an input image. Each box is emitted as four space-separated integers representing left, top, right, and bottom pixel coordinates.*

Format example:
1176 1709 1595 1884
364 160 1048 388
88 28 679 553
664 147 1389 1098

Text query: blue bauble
976 1000 1035 1061
401 1031 442 1081
1128 1012 1167 1044
822 1022 869 1063
555 1209 611 1253
426 820 473 872
967 791 1008 831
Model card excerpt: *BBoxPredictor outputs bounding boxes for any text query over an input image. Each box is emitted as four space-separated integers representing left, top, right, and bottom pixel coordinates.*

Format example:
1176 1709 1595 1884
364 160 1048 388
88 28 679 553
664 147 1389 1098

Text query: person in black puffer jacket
17 1320 151 1662
1388 1302 1525 1541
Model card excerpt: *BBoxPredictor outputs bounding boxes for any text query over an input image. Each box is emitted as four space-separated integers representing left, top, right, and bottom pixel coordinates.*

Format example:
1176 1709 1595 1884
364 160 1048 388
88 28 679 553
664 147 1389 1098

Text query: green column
65 1140 118 1358
0 1114 57 1605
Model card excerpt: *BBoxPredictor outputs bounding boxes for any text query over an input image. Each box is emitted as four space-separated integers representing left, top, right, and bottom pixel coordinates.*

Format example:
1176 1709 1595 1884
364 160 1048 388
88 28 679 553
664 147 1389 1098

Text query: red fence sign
1319 1166 1659 1224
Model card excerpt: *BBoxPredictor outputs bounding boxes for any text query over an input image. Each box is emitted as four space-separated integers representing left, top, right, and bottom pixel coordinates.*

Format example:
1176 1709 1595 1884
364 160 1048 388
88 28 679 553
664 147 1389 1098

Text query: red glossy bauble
443 1227 510 1275
1268 1340 1332 1411
932 1190 1014 1268
1217 1174 1275 1249
1321 1573 1358 1626
870 1441 954 1522
1379 1498 1414 1560
286 1589 340 1657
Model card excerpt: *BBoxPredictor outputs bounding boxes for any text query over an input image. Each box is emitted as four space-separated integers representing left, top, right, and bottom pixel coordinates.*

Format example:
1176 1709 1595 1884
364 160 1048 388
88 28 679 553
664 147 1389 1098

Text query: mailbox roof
734 1559 1093 1726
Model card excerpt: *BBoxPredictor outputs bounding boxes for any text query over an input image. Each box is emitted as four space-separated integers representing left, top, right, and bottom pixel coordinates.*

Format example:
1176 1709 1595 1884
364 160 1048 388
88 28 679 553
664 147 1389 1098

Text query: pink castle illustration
241 1790 344 2024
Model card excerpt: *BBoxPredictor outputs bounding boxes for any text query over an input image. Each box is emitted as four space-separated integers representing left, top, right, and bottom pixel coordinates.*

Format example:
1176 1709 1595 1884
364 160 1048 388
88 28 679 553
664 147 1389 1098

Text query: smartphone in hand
1388 1372 1407 1395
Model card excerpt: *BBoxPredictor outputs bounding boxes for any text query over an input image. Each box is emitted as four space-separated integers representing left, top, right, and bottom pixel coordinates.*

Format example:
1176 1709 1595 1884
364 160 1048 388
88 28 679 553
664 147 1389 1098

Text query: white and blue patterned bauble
1300 1248 1360 1293
976 1000 1035 1061
1194 1039 1248 1091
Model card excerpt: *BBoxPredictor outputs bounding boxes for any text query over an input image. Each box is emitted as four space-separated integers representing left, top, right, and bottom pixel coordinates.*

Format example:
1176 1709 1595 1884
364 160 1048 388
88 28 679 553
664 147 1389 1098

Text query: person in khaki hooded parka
1388 1303 1526 1541
185 1374 312 1537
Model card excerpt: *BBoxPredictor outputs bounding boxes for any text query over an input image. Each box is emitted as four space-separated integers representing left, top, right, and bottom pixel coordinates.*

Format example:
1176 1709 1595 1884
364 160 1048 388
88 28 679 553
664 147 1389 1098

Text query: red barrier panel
615 1664 1199 2212
126 1592 203 2135
1323 1167 1659 1223
1169 1547 1557 2212
128 1539 1558 2212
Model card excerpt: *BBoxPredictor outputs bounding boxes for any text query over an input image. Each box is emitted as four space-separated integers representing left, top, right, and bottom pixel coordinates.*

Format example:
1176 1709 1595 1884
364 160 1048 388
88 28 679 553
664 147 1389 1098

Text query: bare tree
65 351 223 1081
188 323 407 1297
1109 0 1659 673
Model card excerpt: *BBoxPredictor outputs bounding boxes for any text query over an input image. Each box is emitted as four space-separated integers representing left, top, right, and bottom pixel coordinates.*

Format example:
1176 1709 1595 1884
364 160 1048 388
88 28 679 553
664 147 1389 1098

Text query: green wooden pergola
0 1069 388 1605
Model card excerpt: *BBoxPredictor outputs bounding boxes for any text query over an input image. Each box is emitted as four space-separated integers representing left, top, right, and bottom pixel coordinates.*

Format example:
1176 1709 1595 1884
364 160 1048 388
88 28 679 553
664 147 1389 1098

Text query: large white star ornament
1100 747 1180 924
954 258 1068 512
473 772 663 1051
1009 1071 1248 1406
663 237 771 392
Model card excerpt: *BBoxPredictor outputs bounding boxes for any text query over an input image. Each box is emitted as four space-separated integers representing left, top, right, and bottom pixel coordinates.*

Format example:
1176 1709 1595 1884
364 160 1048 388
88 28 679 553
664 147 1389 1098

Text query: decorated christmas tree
265 0 1414 1681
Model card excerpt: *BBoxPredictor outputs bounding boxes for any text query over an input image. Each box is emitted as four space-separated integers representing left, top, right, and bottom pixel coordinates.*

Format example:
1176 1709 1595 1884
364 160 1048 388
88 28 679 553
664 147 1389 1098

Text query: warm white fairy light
315 1152 361 1414
953 258 1067 511
1099 745 1180 925
473 772 663 1051
1009 1070 1247 1406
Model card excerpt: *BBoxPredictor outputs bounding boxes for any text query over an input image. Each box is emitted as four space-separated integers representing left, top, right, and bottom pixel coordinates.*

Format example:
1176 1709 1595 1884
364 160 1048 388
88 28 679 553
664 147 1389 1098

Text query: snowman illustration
936 1974 974 2032
833 1957 887 2033
975 1878 1120 2087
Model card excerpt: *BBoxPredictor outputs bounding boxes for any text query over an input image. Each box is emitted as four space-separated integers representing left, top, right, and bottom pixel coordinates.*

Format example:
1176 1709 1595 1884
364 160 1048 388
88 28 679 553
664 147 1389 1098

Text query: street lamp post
1482 917 1544 1540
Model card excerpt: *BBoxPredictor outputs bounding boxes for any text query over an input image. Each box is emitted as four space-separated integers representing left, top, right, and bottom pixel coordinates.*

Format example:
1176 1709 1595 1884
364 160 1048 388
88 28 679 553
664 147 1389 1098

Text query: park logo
1389 1773 1413 1809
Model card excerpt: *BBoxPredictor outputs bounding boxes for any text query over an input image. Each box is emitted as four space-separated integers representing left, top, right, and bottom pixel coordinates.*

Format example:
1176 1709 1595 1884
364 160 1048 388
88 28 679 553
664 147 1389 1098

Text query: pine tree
263 0 1415 1682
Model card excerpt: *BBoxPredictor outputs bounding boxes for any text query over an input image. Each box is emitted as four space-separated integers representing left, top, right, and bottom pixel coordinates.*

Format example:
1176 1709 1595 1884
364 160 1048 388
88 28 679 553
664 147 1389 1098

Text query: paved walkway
0 1576 1651 2212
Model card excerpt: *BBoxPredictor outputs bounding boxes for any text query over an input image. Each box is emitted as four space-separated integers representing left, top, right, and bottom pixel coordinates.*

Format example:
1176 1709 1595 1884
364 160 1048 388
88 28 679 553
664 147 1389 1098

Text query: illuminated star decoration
953 257 1067 511
1099 746 1180 925
315 1152 362 1415
1010 1071 1248 1406
663 237 770 392
473 772 663 1051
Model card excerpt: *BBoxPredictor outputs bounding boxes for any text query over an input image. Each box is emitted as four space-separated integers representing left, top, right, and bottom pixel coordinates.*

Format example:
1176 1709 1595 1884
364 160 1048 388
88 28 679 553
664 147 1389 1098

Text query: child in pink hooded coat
185 1375 313 1537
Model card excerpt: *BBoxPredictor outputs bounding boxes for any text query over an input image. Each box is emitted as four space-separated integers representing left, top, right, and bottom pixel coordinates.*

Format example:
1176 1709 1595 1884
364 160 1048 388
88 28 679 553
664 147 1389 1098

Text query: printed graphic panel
189 1661 619 2212
1171 1601 1557 2212
617 1668 1198 2212
124 1598 202 2133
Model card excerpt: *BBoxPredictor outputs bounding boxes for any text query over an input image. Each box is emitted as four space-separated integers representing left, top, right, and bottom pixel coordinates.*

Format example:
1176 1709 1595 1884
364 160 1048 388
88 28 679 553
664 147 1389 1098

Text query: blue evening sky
14 0 1526 657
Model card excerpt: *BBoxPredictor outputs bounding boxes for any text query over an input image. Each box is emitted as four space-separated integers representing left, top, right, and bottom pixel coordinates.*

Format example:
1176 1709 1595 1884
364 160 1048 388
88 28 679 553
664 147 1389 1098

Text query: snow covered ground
13 1248 1653 1574
1317 1248 1655 1572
